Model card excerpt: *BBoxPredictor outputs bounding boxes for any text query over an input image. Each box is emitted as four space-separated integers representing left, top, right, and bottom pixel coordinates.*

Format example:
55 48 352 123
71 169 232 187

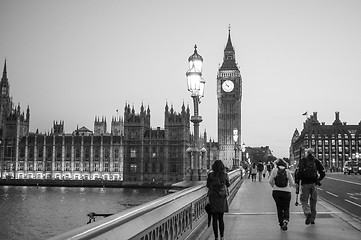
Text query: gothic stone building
2 119 124 181
0 60 196 185
123 103 191 184
217 29 243 168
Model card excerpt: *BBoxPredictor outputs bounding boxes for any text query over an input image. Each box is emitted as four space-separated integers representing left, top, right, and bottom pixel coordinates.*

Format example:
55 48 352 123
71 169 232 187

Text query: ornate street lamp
186 45 206 181
233 129 238 169
242 142 246 163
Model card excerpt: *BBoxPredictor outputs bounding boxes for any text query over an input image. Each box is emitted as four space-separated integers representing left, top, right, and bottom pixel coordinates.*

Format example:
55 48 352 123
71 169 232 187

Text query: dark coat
295 155 326 185
206 171 230 213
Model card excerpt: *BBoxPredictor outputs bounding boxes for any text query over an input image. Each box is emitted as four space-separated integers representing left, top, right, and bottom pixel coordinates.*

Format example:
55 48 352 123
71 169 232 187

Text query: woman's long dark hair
212 160 226 179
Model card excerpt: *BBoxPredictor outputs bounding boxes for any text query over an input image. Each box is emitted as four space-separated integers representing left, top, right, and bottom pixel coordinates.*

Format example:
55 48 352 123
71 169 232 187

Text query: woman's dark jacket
206 171 230 213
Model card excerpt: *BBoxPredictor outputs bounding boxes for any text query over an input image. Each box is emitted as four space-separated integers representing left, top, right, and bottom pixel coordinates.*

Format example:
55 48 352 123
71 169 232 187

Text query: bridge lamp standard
242 143 246 166
233 129 238 169
186 45 206 181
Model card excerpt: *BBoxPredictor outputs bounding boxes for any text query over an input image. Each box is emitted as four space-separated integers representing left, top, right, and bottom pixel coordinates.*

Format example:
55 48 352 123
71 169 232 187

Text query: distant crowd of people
247 160 274 182
206 148 326 239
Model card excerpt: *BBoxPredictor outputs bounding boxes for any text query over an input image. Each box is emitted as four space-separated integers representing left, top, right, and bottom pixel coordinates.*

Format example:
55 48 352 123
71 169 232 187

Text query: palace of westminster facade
0 30 242 184
0 58 193 183
1 30 360 184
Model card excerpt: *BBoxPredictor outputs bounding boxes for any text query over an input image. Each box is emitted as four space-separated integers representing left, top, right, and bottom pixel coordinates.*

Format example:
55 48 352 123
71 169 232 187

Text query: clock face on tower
222 80 234 92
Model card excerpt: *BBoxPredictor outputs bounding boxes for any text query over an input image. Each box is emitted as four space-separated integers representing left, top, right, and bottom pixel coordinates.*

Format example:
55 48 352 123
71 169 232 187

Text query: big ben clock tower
217 29 242 168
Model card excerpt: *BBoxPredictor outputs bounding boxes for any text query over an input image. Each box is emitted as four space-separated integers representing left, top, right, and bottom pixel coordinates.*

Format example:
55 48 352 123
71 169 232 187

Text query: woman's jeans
272 190 291 226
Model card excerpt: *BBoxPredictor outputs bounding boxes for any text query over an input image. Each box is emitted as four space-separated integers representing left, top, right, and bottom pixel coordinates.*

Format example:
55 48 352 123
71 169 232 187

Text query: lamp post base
198 168 207 181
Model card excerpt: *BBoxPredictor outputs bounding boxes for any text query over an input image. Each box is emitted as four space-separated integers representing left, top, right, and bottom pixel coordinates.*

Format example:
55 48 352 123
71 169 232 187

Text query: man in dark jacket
257 161 264 182
295 148 326 225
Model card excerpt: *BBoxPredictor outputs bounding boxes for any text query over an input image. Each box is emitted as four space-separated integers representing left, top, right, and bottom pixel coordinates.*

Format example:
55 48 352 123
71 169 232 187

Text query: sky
0 0 360 158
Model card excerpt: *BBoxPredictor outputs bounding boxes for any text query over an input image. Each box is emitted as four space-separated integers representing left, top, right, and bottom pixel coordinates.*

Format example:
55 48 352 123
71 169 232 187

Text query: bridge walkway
197 177 361 240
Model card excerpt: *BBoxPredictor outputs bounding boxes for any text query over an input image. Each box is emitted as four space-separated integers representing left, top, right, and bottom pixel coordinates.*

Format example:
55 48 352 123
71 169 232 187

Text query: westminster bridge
48 169 243 240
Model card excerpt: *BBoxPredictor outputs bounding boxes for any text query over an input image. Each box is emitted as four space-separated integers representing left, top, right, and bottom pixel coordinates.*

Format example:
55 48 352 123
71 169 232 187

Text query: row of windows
315 154 360 165
309 139 361 146
129 163 179 173
305 140 361 148
7 146 121 159
128 146 184 158
25 137 121 145
305 133 361 139
218 71 238 78
12 161 120 172
315 146 361 152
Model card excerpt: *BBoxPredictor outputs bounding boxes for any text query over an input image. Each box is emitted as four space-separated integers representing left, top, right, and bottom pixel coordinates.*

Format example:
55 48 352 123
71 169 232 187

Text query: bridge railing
48 169 243 240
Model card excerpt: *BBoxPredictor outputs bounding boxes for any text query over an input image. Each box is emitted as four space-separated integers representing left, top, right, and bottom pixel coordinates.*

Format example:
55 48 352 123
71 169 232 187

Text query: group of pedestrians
206 148 326 239
248 160 273 181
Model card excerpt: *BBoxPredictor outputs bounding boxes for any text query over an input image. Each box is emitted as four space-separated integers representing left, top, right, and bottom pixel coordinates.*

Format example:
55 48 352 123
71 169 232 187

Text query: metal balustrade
49 169 243 240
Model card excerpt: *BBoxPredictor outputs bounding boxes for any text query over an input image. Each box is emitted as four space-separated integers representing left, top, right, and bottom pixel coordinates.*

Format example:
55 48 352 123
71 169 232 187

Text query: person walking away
262 162 267 178
244 162 249 179
257 161 264 181
207 160 230 240
250 162 257 181
266 161 272 177
269 159 295 231
295 148 326 225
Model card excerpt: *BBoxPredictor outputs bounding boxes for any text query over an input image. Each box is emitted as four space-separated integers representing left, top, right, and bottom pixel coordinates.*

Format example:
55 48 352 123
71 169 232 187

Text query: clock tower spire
217 27 242 168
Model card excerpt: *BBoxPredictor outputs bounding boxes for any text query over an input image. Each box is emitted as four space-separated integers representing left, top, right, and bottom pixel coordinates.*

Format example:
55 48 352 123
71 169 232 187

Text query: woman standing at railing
207 160 230 240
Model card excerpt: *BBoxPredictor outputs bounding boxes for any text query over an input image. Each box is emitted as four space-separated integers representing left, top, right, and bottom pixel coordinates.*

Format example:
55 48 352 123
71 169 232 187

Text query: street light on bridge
233 128 238 169
242 142 246 165
186 45 206 181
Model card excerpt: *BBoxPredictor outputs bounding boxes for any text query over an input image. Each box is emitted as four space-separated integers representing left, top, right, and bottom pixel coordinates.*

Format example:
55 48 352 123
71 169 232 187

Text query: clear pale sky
1 0 360 158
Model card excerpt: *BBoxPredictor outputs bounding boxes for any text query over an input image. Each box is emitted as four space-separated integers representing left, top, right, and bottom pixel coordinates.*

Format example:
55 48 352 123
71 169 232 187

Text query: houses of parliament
0 58 193 184
0 30 245 185
0 56 194 184
2 28 360 185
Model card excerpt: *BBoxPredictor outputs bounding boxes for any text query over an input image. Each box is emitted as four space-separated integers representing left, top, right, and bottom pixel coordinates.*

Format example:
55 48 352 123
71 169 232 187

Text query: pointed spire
170 104 174 114
220 26 239 71
141 102 144 113
165 102 169 112
26 105 30 121
225 24 234 52
2 59 7 79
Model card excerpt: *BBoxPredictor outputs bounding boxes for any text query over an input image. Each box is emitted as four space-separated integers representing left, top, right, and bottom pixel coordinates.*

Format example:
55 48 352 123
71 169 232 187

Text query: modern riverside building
290 112 361 171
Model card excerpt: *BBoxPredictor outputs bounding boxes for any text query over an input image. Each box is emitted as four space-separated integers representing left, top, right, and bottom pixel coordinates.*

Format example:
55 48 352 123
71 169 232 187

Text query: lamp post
186 45 206 181
242 142 246 166
233 129 238 169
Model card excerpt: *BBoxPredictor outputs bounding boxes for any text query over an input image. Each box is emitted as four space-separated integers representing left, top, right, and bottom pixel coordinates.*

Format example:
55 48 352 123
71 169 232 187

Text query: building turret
111 116 124 136
94 116 107 135
332 111 342 125
124 104 151 127
53 120 64 135
0 60 12 135
1 60 10 96
5 104 29 138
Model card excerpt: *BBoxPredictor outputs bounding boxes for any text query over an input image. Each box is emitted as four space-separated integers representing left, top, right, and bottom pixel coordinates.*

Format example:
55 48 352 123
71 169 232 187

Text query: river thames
0 185 167 240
